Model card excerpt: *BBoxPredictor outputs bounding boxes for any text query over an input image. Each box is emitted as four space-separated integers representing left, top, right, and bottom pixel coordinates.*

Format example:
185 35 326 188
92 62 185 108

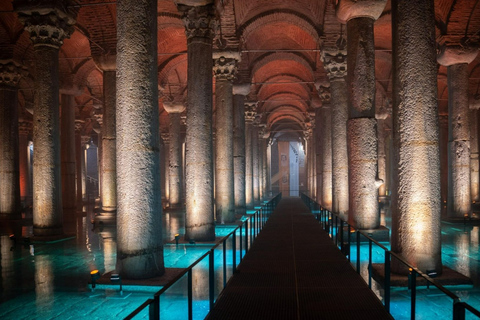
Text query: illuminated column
258 125 265 200
81 135 89 200
117 0 164 278
317 83 333 210
95 57 117 215
74 120 84 208
438 45 478 218
337 0 386 229
376 100 390 202
261 132 268 200
323 47 349 217
178 2 216 241
252 119 260 203
391 0 441 273
19 119 31 206
164 102 185 209
60 93 77 214
213 52 239 223
305 127 314 198
245 102 256 208
161 133 170 204
313 105 322 202
471 108 480 203
0 60 25 218
14 2 76 236
266 140 272 196
233 84 250 214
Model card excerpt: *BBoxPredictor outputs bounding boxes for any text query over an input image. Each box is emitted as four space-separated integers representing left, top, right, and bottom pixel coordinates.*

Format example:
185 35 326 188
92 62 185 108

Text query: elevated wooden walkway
207 197 393 320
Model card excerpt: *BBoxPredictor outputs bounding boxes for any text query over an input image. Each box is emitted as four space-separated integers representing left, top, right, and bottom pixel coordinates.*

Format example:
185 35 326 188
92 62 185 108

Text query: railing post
453 300 465 320
209 249 215 311
356 231 361 273
232 232 237 273
335 215 338 247
188 269 193 320
368 238 373 289
245 219 249 254
150 294 160 320
348 225 352 262
384 251 391 313
340 219 344 253
223 239 227 288
409 268 416 320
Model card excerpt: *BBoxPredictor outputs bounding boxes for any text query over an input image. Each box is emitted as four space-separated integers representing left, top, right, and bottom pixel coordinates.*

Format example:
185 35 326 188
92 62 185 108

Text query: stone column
337 0 386 229
94 57 117 215
116 0 164 278
391 0 442 273
252 119 260 203
14 2 76 236
245 102 256 208
164 102 185 209
261 132 268 200
233 84 250 214
322 47 349 218
178 3 216 241
258 125 265 200
266 140 272 197
161 133 170 204
0 60 25 218
213 52 239 223
305 127 314 199
74 120 84 209
471 108 480 203
317 83 333 211
60 93 77 214
438 45 479 218
18 118 31 206
81 135 90 200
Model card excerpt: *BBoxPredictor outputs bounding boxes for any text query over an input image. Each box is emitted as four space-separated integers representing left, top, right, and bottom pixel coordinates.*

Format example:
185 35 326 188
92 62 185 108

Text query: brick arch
256 73 314 98
157 54 188 89
76 2 116 55
261 93 309 116
267 105 307 128
251 52 314 83
257 82 311 104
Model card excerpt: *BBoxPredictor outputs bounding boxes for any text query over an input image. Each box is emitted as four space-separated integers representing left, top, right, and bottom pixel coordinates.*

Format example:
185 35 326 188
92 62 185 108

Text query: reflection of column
0 60 24 218
74 120 84 209
233 84 250 214
178 2 216 241
1 235 15 295
317 83 332 211
337 0 386 229
252 119 260 203
60 93 77 213
471 109 480 203
15 3 77 236
245 102 256 208
438 45 478 218
161 133 170 204
213 52 239 223
322 47 349 217
19 118 32 206
391 0 441 274
117 0 164 278
35 255 54 309
164 102 185 209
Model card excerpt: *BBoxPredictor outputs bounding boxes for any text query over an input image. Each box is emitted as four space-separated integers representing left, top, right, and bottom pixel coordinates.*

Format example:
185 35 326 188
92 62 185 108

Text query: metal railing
301 193 480 320
124 193 282 320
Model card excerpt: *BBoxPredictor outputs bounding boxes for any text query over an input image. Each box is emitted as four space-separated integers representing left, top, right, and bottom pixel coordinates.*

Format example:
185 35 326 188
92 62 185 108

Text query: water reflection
34 255 54 310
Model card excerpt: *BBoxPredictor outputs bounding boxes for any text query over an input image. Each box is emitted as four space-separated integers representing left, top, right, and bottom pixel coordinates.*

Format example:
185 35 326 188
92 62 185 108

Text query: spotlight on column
90 270 100 292
175 233 180 247
110 273 123 295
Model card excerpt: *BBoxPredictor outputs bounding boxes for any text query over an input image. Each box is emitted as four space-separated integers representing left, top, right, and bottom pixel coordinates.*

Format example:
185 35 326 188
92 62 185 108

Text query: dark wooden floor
207 197 393 320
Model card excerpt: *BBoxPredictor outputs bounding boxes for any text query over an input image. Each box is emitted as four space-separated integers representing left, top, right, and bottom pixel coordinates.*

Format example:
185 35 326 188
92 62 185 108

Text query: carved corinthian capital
179 4 216 40
213 52 240 81
322 47 347 80
244 102 257 123
0 60 27 87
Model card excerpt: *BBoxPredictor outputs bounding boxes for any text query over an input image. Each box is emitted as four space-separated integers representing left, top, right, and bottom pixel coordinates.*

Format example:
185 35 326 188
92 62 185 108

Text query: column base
185 224 216 242
0 212 22 220
32 225 64 238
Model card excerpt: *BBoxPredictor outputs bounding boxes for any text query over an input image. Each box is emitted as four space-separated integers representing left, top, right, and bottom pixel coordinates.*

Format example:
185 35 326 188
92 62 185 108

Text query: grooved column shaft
391 0 442 273
116 0 164 279
233 94 246 213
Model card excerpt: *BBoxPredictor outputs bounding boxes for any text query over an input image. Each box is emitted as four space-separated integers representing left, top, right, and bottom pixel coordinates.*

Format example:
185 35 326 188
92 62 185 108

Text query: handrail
124 193 282 319
300 192 480 320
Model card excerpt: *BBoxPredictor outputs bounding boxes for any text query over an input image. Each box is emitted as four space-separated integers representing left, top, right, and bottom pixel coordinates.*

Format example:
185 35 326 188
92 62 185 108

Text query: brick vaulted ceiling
0 0 479 141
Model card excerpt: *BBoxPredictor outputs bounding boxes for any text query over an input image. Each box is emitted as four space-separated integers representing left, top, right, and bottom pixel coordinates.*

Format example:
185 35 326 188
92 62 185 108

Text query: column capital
213 52 240 81
163 101 186 114
233 83 251 96
336 0 387 23
245 102 257 123
322 47 347 80
14 0 77 48
18 118 32 136
0 60 28 87
178 4 216 40
81 135 91 147
437 44 479 67
315 81 331 104
93 54 117 72
74 119 84 133
161 133 170 143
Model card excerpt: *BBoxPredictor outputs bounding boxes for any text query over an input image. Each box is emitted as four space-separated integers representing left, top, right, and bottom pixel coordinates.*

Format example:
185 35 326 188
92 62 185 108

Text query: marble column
317 83 333 211
94 57 117 215
438 45 479 218
252 119 260 203
245 102 256 208
18 118 31 207
337 0 386 229
164 102 185 209
117 0 164 278
213 52 239 223
233 84 250 214
60 93 77 214
14 3 76 236
0 60 25 218
161 133 170 204
322 48 349 218
391 0 441 273
178 2 216 241
74 120 84 209
471 108 480 203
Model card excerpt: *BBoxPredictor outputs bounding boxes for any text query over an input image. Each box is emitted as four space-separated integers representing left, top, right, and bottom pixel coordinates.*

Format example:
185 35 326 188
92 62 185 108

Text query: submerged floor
0 198 479 319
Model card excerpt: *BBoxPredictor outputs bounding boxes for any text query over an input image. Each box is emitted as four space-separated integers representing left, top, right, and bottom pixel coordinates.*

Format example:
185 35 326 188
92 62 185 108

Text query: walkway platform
207 197 393 320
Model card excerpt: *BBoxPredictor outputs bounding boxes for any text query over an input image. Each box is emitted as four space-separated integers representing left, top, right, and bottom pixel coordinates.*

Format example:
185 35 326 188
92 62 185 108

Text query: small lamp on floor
90 270 100 292
110 273 123 295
